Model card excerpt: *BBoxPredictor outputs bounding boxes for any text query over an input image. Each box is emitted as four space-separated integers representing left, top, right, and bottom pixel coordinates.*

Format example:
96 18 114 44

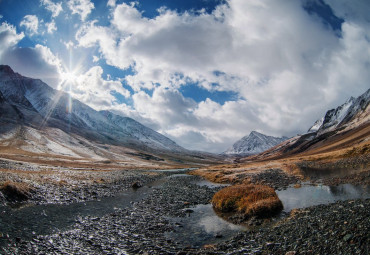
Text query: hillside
0 65 222 167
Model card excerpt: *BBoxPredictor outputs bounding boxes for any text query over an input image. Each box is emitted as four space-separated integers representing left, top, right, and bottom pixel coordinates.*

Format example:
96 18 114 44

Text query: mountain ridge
246 88 370 161
0 65 186 154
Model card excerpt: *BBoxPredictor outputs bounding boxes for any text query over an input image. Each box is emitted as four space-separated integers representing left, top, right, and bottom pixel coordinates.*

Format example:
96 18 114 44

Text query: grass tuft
212 184 283 218
0 181 32 201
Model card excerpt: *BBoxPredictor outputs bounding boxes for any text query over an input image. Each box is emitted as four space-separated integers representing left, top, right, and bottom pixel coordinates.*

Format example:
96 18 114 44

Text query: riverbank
2 172 369 254
0 158 172 206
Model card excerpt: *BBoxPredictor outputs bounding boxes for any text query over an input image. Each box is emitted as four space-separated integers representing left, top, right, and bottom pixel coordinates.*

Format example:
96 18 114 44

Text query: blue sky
0 0 369 152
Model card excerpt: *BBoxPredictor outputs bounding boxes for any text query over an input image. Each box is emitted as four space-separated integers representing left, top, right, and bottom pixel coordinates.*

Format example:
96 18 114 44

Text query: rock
183 209 194 214
132 182 143 189
343 234 353 242
215 233 223 238
285 252 296 255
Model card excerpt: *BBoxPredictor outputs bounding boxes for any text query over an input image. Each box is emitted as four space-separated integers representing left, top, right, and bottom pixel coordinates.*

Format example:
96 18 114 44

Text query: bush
212 184 283 218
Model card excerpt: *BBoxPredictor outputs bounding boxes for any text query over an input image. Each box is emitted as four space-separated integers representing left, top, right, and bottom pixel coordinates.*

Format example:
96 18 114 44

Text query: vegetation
0 181 32 201
212 184 283 218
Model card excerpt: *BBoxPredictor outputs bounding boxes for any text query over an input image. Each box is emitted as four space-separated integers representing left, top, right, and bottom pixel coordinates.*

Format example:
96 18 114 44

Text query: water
192 179 230 188
1 171 369 249
165 204 245 247
0 179 164 246
165 177 244 247
277 184 370 212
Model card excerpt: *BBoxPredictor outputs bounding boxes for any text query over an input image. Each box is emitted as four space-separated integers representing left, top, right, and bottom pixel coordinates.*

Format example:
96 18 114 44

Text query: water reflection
277 184 370 212
165 204 245 248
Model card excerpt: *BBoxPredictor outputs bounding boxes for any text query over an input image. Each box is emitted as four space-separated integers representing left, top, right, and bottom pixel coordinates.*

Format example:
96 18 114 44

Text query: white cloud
92 55 99 62
41 0 63 18
76 0 370 152
63 40 75 49
132 87 197 129
20 15 39 36
64 66 130 110
0 22 24 60
68 0 94 21
107 0 116 8
46 20 57 34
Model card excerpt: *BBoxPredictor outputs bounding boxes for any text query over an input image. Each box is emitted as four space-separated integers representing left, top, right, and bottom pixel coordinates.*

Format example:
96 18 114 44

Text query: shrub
212 184 283 218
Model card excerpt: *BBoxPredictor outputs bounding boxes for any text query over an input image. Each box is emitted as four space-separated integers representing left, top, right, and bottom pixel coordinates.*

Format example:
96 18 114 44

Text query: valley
0 66 369 254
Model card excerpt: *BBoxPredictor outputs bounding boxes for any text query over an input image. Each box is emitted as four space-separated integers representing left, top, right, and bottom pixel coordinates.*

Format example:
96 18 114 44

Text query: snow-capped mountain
100 110 184 152
0 65 186 153
308 89 370 135
251 88 370 160
224 131 288 156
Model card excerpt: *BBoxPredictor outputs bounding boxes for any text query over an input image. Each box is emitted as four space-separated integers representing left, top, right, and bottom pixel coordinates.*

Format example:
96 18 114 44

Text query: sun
61 71 78 84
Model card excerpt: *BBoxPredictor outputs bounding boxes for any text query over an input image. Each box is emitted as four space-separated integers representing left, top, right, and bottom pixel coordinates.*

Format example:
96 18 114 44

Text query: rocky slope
224 131 288 156
0 65 186 154
308 89 370 135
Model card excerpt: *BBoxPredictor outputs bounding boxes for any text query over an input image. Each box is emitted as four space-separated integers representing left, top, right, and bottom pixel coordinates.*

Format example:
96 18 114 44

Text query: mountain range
0 65 186 153
0 65 223 165
246 88 370 160
0 65 368 165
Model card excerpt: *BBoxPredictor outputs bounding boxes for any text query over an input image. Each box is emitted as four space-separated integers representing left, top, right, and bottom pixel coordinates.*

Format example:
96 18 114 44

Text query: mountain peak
0 65 15 76
250 131 262 136
224 131 288 155
307 88 370 135
0 67 186 153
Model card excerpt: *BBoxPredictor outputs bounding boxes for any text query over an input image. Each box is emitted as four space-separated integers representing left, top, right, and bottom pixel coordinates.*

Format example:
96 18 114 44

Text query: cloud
1 44 62 88
107 0 116 8
67 0 94 21
20 15 39 36
73 0 370 152
324 0 370 25
0 22 24 59
92 55 99 62
132 87 197 129
46 20 57 34
41 0 63 18
65 66 130 110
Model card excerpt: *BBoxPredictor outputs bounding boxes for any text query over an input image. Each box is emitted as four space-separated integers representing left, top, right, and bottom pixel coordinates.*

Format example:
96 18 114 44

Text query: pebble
1 169 369 254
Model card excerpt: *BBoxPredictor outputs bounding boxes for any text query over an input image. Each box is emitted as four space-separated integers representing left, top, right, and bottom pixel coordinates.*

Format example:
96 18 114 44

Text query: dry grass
0 181 33 201
212 184 283 218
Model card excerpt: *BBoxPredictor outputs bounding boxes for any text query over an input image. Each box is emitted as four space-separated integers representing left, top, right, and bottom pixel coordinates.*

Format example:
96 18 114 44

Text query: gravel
2 172 369 255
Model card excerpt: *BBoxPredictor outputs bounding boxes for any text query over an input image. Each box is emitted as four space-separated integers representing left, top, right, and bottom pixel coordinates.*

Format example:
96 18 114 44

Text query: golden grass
212 184 283 218
0 181 33 201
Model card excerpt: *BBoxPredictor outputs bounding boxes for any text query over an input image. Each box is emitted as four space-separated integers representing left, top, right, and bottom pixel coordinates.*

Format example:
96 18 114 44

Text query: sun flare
62 71 78 84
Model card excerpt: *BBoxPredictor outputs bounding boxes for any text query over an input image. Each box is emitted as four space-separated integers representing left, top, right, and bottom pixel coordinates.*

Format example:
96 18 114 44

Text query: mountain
248 88 370 160
308 89 370 135
224 131 288 156
0 65 186 154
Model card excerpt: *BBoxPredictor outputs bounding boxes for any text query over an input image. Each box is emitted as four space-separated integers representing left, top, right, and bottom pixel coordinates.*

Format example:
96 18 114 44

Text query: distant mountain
224 131 288 156
0 65 186 153
248 88 370 160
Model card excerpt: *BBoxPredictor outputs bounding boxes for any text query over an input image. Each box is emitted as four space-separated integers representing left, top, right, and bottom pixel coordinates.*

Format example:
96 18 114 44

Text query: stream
0 170 369 249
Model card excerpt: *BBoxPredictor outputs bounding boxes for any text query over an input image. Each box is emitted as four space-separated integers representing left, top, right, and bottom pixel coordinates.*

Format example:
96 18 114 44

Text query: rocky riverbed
0 158 166 206
1 171 369 254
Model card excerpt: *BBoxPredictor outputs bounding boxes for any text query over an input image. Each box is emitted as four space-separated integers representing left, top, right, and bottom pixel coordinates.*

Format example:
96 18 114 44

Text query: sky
0 0 369 153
